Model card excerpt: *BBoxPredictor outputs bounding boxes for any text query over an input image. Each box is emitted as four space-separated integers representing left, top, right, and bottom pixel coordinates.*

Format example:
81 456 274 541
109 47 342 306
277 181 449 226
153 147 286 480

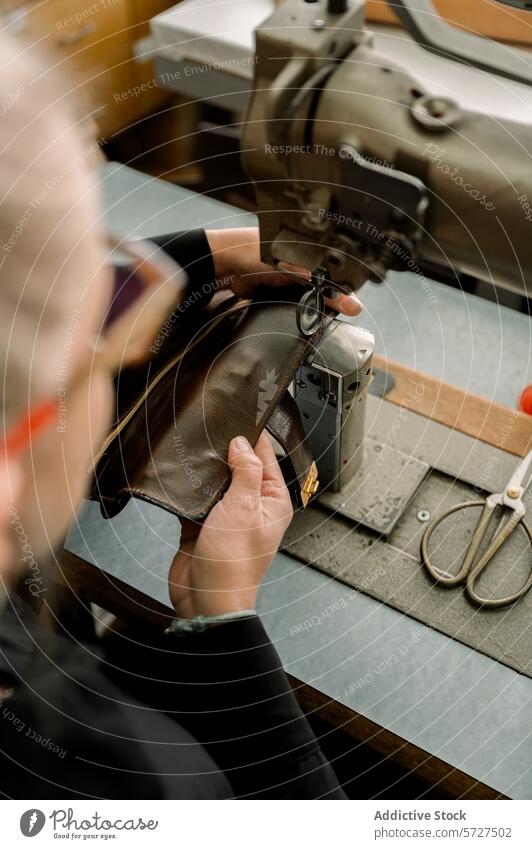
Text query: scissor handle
421 500 532 608
466 512 532 608
420 500 489 587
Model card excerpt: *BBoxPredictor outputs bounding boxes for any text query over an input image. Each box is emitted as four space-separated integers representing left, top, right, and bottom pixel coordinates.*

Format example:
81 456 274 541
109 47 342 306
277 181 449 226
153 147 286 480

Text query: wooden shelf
0 0 178 137
366 0 532 47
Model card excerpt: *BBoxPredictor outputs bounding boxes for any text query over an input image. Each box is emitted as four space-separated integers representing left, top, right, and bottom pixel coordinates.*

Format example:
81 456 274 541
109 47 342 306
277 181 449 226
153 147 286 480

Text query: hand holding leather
168 433 293 619
205 228 364 316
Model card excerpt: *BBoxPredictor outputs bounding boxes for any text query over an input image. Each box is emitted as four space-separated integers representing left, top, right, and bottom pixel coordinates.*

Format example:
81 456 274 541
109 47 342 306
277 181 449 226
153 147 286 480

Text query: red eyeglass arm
3 400 58 460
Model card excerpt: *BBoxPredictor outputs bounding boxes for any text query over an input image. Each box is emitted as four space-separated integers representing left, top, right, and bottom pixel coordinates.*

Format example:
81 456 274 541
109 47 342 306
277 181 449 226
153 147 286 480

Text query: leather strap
266 392 318 509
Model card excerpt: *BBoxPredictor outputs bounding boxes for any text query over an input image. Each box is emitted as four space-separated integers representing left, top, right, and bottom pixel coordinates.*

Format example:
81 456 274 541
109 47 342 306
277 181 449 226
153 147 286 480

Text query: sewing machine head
242 0 532 494
241 0 429 307
242 0 532 303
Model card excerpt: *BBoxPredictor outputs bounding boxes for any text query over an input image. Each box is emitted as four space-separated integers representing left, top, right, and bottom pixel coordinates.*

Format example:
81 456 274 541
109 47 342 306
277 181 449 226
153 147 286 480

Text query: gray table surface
66 161 532 798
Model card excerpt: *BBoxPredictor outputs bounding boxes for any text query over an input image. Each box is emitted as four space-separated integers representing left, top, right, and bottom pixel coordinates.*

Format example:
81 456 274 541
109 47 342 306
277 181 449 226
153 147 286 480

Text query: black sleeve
0 595 232 800
150 230 218 310
1 596 345 798
104 615 346 800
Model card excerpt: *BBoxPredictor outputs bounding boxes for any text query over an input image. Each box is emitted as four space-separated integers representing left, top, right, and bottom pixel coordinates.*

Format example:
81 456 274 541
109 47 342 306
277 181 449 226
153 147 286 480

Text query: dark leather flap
93 293 332 520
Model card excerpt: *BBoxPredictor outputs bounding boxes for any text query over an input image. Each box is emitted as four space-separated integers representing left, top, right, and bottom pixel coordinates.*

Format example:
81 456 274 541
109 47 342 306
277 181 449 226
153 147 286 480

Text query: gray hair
0 32 103 429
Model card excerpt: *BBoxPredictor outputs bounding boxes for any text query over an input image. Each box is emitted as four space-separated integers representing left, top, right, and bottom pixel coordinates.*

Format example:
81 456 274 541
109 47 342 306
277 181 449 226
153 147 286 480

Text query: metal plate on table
318 436 429 535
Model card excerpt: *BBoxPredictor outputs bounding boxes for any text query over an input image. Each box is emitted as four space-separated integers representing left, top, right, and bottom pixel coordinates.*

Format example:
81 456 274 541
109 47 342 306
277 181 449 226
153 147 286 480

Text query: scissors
420 450 532 608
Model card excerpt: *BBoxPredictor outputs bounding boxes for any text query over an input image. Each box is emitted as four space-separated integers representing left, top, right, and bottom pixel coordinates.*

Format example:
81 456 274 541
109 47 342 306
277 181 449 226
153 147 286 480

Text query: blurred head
0 34 113 592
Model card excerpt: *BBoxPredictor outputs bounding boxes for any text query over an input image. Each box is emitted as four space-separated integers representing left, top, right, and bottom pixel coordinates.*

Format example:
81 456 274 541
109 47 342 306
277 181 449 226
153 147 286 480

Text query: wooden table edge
373 355 532 458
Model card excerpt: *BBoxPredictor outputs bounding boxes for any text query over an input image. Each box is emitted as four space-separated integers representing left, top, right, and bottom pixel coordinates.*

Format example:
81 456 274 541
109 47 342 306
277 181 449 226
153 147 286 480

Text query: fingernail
232 436 250 451
345 294 362 314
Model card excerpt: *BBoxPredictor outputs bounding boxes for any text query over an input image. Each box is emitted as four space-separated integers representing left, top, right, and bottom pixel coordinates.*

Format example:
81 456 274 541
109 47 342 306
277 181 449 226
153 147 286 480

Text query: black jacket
0 593 345 798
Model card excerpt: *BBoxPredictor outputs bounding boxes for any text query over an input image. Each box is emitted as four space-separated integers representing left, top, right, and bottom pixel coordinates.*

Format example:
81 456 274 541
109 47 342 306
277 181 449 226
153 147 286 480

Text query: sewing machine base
318 436 428 535
285 393 532 679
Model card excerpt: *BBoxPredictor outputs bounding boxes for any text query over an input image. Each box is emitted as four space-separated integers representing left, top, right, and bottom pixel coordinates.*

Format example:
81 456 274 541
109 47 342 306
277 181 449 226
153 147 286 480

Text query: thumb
226 436 263 502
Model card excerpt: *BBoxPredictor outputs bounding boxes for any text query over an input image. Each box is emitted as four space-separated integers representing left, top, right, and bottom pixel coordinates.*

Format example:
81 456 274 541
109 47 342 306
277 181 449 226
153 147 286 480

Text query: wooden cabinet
0 0 177 137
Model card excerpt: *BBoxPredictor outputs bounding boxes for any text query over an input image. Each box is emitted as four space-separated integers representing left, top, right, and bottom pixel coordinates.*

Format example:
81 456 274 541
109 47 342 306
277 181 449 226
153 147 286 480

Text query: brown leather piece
92 290 333 521
92 293 249 517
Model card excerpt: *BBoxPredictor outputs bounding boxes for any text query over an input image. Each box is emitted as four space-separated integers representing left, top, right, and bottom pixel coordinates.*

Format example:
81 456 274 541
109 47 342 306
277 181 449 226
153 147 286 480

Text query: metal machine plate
318 436 429 535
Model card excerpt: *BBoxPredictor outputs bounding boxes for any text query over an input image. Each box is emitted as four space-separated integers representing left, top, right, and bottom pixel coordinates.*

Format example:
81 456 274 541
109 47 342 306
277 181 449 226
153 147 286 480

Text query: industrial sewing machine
241 0 532 515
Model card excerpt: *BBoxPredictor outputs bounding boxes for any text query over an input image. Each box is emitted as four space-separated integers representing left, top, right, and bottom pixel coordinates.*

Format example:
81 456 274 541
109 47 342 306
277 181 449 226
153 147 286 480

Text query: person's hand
168 432 293 620
205 227 363 318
